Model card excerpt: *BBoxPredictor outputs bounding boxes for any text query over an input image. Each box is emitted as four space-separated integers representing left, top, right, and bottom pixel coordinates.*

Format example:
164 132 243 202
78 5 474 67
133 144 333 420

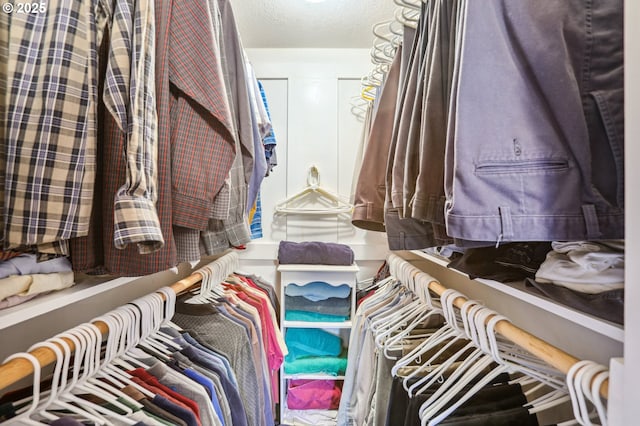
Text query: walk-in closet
0 0 636 425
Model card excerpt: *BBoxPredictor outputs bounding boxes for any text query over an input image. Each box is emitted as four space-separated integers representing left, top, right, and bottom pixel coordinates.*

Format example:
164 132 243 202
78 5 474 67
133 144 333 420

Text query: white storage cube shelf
278 263 358 422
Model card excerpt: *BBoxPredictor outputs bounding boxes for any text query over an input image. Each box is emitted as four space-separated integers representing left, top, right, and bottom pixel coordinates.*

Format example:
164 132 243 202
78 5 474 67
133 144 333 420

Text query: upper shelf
0 276 138 331
408 250 624 343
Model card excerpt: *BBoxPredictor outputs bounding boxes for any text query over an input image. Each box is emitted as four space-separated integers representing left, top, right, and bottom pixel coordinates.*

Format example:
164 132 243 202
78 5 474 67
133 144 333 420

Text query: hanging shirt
103 0 163 253
258 81 278 174
4 0 103 254
70 0 178 275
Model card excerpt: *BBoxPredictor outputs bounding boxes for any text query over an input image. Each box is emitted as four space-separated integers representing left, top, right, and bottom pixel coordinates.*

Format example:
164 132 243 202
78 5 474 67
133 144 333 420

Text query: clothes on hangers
352 0 624 245
169 273 286 426
1 0 277 273
337 279 416 425
338 261 596 426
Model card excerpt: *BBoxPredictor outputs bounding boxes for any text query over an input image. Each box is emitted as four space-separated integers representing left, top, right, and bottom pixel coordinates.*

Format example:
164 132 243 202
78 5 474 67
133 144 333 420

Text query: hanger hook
307 165 320 188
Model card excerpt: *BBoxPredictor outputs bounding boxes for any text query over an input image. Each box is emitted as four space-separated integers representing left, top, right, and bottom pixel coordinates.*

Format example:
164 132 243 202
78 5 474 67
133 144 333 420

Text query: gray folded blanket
277 241 354 265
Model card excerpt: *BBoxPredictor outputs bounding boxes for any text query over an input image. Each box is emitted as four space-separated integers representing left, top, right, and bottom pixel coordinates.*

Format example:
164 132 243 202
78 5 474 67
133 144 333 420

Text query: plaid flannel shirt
102 0 163 253
70 0 177 275
4 0 102 253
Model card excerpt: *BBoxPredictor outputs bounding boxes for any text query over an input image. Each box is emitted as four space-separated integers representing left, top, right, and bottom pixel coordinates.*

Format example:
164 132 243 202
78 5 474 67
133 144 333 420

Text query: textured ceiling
231 0 398 48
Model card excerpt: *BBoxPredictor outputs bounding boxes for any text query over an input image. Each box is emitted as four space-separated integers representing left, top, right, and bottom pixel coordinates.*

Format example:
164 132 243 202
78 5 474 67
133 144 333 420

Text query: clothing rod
387 253 609 399
0 265 211 392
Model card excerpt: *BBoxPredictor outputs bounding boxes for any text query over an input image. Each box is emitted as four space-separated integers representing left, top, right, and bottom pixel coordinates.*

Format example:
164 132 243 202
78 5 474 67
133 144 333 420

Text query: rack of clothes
352 0 624 247
0 0 277 277
350 0 625 340
338 253 610 425
0 251 286 426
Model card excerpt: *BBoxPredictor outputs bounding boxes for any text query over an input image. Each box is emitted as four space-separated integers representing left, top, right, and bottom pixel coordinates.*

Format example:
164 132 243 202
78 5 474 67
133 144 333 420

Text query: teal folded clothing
284 356 348 376
285 310 349 322
285 328 342 362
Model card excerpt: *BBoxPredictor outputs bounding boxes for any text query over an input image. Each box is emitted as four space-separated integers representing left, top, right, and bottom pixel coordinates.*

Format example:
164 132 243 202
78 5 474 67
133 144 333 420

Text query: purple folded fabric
287 379 342 410
278 241 354 266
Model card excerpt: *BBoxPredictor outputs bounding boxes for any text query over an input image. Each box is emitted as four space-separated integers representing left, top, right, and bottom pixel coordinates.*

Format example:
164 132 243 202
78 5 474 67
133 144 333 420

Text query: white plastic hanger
590 369 609 425
0 352 47 425
274 166 353 215
419 307 502 421
92 312 155 398
381 273 443 358
63 324 137 424
408 302 486 397
425 310 569 425
392 291 467 384
39 327 128 425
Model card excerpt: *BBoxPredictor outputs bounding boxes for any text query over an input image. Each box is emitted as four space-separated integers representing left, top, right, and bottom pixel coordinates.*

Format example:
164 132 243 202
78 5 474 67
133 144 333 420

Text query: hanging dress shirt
4 0 103 255
71 0 181 275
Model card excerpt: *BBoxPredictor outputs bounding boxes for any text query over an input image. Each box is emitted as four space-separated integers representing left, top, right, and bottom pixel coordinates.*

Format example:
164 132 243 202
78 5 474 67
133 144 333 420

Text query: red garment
129 368 202 424
357 290 376 308
230 287 284 371
129 376 202 426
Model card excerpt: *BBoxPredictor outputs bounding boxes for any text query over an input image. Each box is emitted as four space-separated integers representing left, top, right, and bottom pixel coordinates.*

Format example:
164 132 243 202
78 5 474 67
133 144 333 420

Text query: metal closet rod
386 253 609 399
0 250 239 392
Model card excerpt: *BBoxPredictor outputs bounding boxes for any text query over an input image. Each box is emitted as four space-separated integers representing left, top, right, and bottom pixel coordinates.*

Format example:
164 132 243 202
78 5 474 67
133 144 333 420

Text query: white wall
239 49 388 286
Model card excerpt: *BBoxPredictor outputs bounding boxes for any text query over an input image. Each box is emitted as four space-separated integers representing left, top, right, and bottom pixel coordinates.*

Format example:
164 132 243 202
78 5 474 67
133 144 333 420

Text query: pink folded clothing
287 379 342 410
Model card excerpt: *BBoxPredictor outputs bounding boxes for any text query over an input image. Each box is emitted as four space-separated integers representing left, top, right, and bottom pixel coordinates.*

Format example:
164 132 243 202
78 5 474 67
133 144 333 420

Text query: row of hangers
1 286 181 425
378 253 610 425
352 0 422 111
0 250 242 422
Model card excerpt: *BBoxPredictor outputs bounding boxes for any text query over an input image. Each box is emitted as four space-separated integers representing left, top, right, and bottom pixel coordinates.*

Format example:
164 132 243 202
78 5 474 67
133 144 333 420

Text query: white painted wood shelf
278 262 358 423
0 276 137 331
409 250 624 343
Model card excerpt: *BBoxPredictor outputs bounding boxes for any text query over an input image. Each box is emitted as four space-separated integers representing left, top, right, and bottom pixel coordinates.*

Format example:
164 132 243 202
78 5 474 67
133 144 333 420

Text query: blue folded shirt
285 281 351 301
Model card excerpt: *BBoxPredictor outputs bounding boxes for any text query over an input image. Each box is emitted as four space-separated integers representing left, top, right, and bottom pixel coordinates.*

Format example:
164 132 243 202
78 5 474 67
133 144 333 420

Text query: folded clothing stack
284 328 347 376
526 240 624 324
285 281 352 322
0 254 74 309
278 241 354 266
287 379 342 410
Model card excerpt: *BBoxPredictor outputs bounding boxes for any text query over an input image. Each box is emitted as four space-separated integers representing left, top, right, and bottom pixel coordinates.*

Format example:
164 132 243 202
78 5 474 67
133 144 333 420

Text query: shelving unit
278 263 359 425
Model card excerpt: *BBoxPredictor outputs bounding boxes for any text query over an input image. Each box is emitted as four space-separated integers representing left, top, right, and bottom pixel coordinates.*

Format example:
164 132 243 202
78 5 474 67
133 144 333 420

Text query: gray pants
444 0 624 243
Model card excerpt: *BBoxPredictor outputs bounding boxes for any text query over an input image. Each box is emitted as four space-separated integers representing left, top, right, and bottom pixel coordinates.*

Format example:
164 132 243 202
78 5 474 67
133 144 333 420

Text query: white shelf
410 250 625 343
277 264 359 272
279 262 358 422
0 276 138 331
281 406 338 426
283 320 352 328
283 374 346 380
